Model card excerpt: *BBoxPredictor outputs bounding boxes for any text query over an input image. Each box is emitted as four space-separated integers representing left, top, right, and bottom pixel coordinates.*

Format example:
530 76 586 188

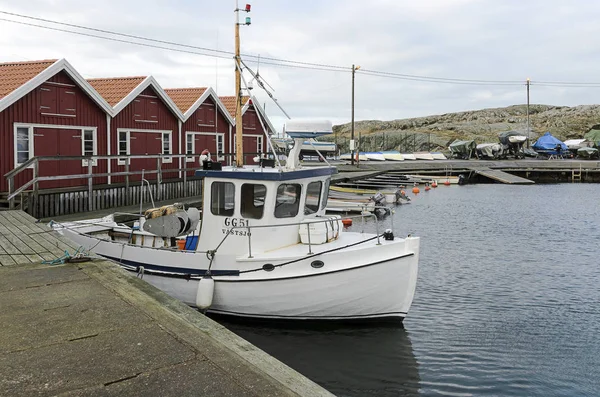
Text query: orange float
342 218 353 227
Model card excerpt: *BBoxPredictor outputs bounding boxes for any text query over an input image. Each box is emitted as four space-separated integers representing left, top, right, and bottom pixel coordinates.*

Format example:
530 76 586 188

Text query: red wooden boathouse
220 95 276 165
164 87 234 174
0 59 113 192
87 76 184 183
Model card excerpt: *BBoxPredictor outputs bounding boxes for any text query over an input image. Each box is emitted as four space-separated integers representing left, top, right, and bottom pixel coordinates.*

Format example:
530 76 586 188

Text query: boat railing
221 209 391 258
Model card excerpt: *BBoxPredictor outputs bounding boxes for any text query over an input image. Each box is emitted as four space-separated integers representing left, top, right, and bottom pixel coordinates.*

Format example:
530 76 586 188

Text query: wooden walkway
0 210 76 266
468 167 535 184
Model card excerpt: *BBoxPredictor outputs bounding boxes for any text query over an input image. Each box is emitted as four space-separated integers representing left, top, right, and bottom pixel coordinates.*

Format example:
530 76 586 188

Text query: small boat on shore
401 153 416 160
381 151 404 161
431 152 447 160
362 152 386 161
414 152 435 160
340 153 369 162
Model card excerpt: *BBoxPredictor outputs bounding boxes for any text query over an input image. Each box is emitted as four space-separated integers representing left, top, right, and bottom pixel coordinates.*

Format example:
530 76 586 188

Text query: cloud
2 0 600 131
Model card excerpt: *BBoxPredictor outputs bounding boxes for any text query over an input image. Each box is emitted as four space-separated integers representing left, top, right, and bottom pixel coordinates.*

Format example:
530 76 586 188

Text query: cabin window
82 129 97 166
118 131 128 165
211 182 235 216
186 133 195 162
321 178 330 210
274 184 301 218
305 181 322 214
15 126 31 165
241 184 266 219
162 132 172 163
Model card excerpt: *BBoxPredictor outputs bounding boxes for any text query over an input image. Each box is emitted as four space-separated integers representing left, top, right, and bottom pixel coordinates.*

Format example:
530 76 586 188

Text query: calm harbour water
219 183 600 397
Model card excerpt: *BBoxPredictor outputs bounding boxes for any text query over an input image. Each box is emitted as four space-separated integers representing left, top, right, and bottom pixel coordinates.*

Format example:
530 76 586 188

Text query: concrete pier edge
1 260 334 397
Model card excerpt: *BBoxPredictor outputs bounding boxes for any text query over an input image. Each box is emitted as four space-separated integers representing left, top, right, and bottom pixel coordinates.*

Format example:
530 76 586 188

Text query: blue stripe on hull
102 255 240 276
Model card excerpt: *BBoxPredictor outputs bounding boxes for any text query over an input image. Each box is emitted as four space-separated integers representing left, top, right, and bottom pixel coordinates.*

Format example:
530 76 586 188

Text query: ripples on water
221 184 600 396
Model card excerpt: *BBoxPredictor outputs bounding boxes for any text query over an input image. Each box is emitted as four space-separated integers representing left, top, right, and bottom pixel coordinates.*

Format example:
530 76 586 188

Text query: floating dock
0 211 333 397
468 167 535 184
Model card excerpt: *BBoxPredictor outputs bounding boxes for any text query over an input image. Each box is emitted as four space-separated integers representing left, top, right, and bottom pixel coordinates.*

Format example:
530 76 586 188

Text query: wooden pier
0 210 76 266
467 167 535 184
0 210 332 396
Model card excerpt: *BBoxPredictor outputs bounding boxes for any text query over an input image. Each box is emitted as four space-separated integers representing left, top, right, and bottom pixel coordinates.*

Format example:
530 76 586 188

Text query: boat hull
57 226 419 321
139 248 418 321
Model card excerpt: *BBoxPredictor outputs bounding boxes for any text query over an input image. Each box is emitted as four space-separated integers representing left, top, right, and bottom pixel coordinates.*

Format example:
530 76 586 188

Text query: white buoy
196 275 215 309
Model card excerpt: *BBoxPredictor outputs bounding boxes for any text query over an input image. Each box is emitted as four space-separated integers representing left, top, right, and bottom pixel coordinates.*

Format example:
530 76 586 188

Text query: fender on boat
196 275 215 309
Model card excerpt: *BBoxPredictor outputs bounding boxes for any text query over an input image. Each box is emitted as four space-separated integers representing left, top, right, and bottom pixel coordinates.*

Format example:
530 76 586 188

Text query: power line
0 18 234 60
0 10 349 71
3 10 600 88
358 70 524 86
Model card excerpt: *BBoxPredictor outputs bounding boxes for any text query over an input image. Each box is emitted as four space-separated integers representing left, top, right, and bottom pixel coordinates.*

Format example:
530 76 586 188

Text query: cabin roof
195 166 336 181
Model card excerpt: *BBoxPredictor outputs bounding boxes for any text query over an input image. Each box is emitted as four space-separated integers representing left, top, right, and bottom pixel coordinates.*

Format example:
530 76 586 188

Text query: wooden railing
4 154 201 213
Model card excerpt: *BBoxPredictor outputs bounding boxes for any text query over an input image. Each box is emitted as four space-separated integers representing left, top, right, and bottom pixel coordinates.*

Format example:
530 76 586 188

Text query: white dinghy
54 120 420 323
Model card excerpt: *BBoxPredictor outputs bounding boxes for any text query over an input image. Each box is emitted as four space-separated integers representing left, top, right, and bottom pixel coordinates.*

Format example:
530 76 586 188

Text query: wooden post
157 156 162 201
8 176 14 209
183 160 187 197
33 159 39 218
125 159 130 206
87 160 93 212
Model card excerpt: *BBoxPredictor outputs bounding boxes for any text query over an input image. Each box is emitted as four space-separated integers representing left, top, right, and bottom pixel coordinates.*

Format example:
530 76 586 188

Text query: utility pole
234 1 251 167
526 78 531 148
351 64 360 166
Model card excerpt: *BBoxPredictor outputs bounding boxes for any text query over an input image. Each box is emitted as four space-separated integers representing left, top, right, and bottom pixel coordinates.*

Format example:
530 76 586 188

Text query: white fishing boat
431 152 447 160
362 152 386 161
381 151 404 161
413 152 434 160
401 153 416 160
54 119 420 322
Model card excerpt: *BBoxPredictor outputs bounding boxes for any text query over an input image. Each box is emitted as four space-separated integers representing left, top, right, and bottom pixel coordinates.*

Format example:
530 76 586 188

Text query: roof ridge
165 87 208 91
86 76 147 81
0 59 58 67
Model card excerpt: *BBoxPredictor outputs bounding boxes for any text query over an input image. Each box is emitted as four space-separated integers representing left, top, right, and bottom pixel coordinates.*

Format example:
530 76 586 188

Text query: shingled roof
164 87 208 113
0 59 58 99
87 76 146 106
219 95 250 118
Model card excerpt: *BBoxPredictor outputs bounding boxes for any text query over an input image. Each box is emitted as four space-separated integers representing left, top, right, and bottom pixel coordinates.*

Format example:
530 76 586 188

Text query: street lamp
351 64 360 166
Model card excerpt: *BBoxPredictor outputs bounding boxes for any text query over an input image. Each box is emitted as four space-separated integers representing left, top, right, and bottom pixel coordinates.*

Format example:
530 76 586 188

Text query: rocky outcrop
325 104 600 153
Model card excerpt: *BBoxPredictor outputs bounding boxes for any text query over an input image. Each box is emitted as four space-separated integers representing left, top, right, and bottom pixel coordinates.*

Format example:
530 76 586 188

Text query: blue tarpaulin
532 132 567 154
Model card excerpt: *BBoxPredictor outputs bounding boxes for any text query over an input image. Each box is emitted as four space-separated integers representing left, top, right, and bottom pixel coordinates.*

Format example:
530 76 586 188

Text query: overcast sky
2 0 600 132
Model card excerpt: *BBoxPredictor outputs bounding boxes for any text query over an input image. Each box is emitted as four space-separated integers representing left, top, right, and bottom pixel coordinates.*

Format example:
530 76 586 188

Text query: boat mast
234 1 251 167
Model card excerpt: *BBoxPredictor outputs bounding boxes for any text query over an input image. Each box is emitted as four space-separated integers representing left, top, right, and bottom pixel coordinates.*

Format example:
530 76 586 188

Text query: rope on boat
127 234 382 280
42 246 91 265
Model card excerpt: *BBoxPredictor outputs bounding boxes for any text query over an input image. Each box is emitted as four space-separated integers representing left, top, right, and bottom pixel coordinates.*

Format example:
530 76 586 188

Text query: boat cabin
195 166 336 255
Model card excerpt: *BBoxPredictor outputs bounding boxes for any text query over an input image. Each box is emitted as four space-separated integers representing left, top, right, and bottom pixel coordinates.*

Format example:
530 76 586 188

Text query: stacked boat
339 150 447 162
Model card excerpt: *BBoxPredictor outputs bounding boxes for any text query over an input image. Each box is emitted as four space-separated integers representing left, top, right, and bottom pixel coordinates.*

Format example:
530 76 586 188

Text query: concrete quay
0 211 333 397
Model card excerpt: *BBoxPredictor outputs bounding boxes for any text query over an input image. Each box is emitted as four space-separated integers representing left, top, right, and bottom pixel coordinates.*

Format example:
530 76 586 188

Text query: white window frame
217 134 225 161
185 131 225 161
185 132 195 162
13 125 33 168
257 135 264 155
13 123 98 169
81 128 98 167
162 132 173 163
117 130 130 166
116 128 173 165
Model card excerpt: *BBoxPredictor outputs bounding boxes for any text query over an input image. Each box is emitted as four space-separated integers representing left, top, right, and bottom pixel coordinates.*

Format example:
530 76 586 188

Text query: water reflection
217 319 420 397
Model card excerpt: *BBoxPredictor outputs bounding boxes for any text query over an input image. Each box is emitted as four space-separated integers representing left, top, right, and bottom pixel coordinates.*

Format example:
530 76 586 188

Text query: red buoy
342 218 353 227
